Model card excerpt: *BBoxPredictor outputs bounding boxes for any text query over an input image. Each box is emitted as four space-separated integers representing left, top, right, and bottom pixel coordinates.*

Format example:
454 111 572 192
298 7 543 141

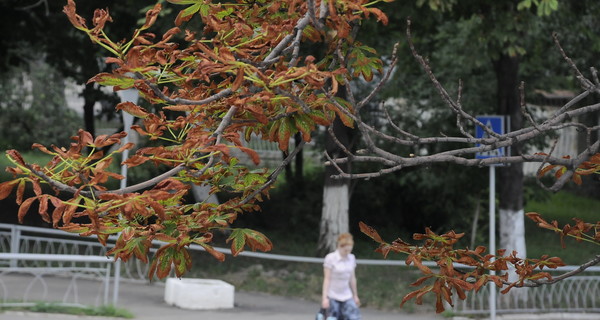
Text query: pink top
323 249 356 301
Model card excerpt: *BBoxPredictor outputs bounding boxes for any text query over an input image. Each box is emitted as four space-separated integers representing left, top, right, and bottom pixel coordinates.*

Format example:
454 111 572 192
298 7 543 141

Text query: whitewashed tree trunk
499 208 527 278
316 88 355 256
499 208 528 304
317 182 350 255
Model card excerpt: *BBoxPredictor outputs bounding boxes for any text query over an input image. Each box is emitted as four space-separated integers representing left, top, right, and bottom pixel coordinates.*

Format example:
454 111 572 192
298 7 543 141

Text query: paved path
0 275 443 320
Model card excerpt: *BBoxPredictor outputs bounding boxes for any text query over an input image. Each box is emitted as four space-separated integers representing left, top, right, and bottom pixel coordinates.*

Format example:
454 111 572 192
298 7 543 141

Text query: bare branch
383 103 420 140
307 0 323 29
17 0 49 15
116 165 186 195
406 19 501 140
265 13 312 62
327 125 354 158
143 82 233 107
520 82 541 131
535 138 559 191
548 140 600 192
323 151 350 177
26 164 93 198
516 255 600 287
552 32 594 91
288 16 310 68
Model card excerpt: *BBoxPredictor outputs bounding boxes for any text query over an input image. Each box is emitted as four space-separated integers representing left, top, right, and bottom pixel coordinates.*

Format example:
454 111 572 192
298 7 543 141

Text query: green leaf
216 7 234 19
294 114 314 141
243 173 267 186
149 245 176 279
331 97 355 128
226 228 273 257
277 118 294 151
172 248 191 277
173 2 209 25
87 73 135 90
517 0 532 10
125 236 150 263
307 109 332 126
227 229 247 256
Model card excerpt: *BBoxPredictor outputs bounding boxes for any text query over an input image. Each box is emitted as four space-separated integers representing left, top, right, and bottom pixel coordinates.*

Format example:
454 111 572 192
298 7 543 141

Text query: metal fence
454 276 600 315
0 253 115 307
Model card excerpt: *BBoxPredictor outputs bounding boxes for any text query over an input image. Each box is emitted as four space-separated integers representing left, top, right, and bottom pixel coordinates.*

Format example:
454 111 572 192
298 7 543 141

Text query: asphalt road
0 274 443 320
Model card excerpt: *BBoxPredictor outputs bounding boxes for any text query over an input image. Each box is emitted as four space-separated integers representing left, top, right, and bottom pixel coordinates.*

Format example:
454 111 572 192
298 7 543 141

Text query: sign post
475 115 506 320
115 87 139 306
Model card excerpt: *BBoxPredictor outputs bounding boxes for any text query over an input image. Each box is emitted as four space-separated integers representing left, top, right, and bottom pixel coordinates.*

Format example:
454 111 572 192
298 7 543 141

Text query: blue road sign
475 116 506 159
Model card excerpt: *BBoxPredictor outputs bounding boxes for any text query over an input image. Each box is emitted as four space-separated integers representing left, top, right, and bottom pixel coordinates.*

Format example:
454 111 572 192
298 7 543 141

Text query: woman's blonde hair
337 233 354 247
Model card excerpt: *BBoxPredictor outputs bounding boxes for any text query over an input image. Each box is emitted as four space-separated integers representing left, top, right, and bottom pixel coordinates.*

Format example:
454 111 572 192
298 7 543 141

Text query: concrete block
165 278 235 310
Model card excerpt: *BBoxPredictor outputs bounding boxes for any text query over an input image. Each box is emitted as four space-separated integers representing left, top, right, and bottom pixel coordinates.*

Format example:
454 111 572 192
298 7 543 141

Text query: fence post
9 225 20 268
113 259 121 306
104 263 111 305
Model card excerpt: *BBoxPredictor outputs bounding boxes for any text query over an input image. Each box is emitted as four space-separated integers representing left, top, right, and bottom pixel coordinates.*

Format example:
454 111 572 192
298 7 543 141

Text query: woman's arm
322 267 331 309
350 269 360 306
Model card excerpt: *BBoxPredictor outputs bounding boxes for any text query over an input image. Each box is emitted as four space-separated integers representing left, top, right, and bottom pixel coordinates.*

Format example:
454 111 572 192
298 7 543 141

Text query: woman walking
321 233 361 320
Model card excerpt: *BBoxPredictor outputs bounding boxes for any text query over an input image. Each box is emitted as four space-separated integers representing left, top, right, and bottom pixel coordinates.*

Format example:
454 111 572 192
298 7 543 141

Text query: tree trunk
82 83 96 136
294 133 304 185
493 54 527 284
316 116 354 256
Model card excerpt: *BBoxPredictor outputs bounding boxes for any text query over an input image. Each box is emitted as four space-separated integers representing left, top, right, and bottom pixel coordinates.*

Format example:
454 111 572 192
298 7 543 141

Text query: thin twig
26 165 93 197
383 103 420 140
534 138 559 192
406 19 501 139
548 140 600 192
515 255 600 287
327 125 355 158
239 140 306 205
520 81 541 131
552 32 593 90
17 0 49 15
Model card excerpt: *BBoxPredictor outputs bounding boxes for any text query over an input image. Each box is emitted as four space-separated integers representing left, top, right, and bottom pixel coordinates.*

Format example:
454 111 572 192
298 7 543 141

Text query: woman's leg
340 298 361 320
328 298 342 319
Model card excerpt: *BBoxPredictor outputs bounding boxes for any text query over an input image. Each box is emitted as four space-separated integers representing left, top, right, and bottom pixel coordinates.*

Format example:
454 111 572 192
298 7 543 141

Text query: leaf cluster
359 220 575 313
3 0 392 279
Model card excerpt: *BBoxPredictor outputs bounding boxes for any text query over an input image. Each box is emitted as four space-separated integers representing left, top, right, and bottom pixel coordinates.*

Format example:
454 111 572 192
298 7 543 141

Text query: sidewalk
0 275 444 320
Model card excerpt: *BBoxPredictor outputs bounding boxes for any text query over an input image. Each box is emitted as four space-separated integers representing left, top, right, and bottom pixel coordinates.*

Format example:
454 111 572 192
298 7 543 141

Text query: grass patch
0 302 133 318
525 191 600 265
0 150 55 183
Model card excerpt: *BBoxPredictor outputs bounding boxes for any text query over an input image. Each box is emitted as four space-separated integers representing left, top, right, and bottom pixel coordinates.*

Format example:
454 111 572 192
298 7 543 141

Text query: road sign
475 115 506 159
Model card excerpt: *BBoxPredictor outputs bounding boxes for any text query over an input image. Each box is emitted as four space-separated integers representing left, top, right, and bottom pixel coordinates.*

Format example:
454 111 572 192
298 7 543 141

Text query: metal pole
113 260 121 306
489 165 496 320
114 88 137 307
104 263 111 305
10 225 19 267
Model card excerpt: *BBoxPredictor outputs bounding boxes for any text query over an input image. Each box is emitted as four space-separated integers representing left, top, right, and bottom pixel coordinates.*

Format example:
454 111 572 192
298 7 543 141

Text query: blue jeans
328 298 361 320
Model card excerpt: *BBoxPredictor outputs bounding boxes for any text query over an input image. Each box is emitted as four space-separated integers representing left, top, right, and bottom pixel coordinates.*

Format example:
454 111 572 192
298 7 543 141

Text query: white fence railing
0 253 116 307
454 276 600 315
1 223 599 314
